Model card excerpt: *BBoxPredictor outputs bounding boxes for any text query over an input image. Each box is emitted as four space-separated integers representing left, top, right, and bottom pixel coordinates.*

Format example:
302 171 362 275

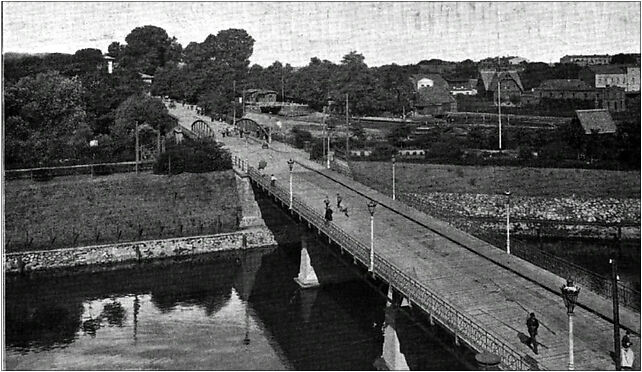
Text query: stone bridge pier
294 230 359 289
374 306 410 371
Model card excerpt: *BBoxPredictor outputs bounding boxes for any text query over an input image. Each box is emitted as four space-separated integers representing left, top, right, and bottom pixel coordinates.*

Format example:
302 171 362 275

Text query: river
5 239 477 370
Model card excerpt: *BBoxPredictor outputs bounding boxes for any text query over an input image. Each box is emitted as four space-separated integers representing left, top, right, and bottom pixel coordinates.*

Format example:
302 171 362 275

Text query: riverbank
5 171 241 252
4 228 277 277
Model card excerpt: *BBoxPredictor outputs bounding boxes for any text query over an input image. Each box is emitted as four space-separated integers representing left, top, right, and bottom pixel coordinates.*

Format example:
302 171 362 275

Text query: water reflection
6 244 474 370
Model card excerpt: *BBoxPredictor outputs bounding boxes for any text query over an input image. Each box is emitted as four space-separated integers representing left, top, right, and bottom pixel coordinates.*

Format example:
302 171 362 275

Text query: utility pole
233 80 237 126
135 120 139 174
498 77 502 151
611 226 622 370
345 94 350 161
281 71 285 103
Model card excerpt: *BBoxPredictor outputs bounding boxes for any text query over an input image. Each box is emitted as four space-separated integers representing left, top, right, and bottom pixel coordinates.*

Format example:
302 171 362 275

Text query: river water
5 242 476 370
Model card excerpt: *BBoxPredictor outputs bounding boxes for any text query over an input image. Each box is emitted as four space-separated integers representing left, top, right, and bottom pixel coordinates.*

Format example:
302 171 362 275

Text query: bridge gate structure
237 118 272 144
191 119 216 139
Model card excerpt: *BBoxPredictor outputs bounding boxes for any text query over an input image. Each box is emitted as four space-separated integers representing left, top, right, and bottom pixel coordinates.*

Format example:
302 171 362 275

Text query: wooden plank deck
170 105 641 370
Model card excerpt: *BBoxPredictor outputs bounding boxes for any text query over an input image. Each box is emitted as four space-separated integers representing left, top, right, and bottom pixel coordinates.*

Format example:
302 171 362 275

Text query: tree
5 71 92 167
120 25 180 75
70 48 104 76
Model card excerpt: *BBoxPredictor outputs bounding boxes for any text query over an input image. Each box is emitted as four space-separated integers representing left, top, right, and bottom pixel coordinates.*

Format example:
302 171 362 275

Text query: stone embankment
4 228 276 276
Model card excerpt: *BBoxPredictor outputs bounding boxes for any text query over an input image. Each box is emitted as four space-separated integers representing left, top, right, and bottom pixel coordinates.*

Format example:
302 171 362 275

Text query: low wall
4 228 276 276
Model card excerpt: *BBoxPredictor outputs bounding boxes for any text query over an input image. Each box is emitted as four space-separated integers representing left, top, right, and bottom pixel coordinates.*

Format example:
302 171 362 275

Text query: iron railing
238 156 537 370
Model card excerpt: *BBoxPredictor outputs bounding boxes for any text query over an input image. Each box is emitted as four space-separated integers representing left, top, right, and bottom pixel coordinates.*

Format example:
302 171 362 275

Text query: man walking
336 193 343 209
526 312 539 354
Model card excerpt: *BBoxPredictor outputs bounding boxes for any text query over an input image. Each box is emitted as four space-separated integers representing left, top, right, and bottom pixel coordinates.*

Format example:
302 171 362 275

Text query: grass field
5 171 240 252
351 161 641 198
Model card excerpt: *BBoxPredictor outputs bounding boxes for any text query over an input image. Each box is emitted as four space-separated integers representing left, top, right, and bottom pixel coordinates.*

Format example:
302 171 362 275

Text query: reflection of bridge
167 103 641 371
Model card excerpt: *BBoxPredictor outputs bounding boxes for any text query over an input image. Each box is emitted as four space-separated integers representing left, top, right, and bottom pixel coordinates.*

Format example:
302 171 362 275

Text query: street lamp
561 278 581 371
367 200 377 272
287 159 295 209
505 190 511 255
392 155 396 200
89 139 99 178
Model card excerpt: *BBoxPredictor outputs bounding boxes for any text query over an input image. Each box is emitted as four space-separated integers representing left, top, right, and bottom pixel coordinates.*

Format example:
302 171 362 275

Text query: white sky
3 2 640 67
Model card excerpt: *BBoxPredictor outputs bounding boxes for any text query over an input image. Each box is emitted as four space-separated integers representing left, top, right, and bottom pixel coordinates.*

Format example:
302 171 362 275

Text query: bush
154 138 232 175
32 169 54 182
291 127 313 149
93 164 113 176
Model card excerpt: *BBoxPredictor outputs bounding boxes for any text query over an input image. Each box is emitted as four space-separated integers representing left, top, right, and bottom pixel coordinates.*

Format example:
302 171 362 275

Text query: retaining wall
4 228 277 276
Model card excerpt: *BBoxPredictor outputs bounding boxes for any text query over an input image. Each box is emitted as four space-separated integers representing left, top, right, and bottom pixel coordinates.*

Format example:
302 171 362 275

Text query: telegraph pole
345 94 350 161
611 227 622 370
135 120 139 174
233 80 237 126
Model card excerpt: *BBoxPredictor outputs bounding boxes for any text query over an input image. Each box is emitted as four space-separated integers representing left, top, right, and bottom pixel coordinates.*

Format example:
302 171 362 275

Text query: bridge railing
240 158 537 370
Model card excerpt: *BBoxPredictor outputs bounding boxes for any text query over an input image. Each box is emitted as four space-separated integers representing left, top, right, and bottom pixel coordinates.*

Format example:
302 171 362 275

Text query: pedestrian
323 195 330 209
270 174 277 187
336 193 343 209
622 330 632 348
324 207 333 224
622 343 635 370
526 312 539 354
339 205 349 217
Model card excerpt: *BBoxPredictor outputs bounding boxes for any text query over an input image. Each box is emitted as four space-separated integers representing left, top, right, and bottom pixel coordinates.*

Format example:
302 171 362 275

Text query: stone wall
4 228 276 276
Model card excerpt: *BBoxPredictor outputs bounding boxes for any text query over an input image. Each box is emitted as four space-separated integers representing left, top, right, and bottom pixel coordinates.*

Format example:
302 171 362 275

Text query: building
535 79 594 100
244 89 278 103
526 79 626 112
478 70 524 104
103 55 115 74
138 73 154 85
410 74 457 115
579 65 627 89
508 56 529 65
560 54 612 66
447 78 478 95
574 109 617 134
594 87 626 112
626 67 640 92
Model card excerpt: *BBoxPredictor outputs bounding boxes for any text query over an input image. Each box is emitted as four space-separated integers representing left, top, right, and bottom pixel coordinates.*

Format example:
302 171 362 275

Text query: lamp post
287 159 295 209
561 279 581 371
367 200 377 272
505 190 511 255
610 231 622 371
392 155 396 200
89 139 99 178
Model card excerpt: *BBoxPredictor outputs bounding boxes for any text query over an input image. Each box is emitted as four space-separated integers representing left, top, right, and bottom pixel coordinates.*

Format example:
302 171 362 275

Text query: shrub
93 164 113 176
154 138 232 175
32 169 54 182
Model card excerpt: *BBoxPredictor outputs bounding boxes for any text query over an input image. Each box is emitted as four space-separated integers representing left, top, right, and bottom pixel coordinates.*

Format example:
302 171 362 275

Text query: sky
3 2 641 67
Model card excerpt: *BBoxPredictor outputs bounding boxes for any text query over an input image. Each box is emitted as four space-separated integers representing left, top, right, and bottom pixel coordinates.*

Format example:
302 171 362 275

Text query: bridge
168 103 641 370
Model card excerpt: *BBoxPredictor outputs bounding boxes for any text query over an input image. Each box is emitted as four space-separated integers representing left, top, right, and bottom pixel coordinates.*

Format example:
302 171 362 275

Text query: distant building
478 70 524 104
508 56 529 65
626 67 640 92
526 79 626 112
410 74 457 115
103 55 115 74
574 109 617 135
447 78 478 95
138 73 154 84
579 65 627 89
560 54 612 66
244 89 278 103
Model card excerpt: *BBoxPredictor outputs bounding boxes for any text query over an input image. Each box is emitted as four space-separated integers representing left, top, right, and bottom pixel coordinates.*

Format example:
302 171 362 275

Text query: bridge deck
169 104 641 370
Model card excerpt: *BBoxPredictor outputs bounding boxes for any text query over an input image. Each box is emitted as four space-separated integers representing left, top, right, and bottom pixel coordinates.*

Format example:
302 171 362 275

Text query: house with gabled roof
574 109 617 135
409 74 456 115
478 70 524 104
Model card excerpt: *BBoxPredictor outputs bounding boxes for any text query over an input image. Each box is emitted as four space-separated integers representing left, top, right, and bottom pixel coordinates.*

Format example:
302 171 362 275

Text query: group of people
526 313 635 369
324 193 349 223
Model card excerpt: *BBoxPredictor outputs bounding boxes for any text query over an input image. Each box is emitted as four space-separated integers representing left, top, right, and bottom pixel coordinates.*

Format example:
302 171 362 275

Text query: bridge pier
377 306 410 371
387 285 411 308
294 233 320 289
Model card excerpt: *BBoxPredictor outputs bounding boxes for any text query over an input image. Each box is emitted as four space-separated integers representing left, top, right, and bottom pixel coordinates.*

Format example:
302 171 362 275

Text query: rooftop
575 109 617 134
538 79 592 91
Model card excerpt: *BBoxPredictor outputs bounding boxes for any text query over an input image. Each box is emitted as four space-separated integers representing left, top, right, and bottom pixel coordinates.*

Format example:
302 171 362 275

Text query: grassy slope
5 171 240 252
351 161 641 198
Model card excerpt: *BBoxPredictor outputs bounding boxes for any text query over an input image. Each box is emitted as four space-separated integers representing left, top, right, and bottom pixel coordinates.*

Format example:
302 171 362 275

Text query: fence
240 157 536 370
6 161 155 181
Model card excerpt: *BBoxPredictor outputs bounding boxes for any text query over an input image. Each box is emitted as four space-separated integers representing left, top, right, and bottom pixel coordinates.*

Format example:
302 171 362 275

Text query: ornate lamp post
392 155 396 200
367 200 377 272
287 159 295 209
561 279 581 371
505 190 511 254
